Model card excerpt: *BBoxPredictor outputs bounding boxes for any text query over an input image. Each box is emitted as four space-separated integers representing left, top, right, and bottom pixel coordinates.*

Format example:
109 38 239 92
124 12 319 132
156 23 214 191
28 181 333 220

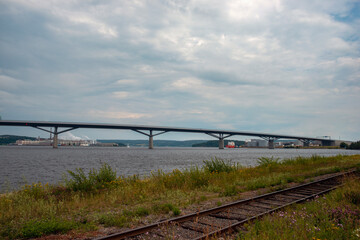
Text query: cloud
88 110 151 120
0 0 359 140
0 74 25 90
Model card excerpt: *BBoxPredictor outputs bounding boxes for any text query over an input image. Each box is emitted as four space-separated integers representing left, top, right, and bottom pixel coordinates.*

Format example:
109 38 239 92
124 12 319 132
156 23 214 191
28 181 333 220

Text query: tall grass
65 163 117 191
203 157 239 173
240 177 360 240
1 155 360 239
257 156 280 166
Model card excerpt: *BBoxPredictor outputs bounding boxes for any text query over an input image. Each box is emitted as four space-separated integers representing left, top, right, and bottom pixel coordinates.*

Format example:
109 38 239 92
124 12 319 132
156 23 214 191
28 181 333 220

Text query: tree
340 142 348 149
348 141 360 150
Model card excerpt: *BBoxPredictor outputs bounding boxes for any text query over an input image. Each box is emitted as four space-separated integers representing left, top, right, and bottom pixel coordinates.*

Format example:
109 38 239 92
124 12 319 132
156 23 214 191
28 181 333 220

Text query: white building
245 139 268 147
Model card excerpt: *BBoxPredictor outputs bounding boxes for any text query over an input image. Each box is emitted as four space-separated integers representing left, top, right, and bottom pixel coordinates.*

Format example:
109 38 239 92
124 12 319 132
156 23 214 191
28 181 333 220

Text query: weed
97 213 127 227
241 178 360 240
257 156 280 166
203 157 238 173
199 195 207 201
172 207 181 216
2 155 360 239
20 218 75 238
135 207 149 217
222 185 238 197
153 203 176 214
65 163 116 191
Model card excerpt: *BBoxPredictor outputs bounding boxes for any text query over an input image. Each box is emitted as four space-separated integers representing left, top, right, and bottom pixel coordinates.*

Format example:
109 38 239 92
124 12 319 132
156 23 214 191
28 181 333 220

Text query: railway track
95 169 358 240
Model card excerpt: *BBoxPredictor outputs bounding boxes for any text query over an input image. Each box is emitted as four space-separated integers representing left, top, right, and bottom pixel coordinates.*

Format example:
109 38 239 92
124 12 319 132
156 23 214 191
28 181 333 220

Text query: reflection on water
1 146 360 192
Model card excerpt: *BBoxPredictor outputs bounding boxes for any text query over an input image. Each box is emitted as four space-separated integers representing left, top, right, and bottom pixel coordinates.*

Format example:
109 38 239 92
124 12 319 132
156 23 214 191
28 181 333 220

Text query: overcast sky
0 0 359 141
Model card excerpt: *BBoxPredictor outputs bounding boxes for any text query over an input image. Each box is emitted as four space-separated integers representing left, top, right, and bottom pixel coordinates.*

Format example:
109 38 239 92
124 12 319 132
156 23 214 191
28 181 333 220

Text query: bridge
0 120 337 149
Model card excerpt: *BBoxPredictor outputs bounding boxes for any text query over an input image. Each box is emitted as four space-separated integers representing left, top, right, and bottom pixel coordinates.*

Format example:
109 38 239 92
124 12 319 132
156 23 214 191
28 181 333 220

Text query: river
1 146 360 193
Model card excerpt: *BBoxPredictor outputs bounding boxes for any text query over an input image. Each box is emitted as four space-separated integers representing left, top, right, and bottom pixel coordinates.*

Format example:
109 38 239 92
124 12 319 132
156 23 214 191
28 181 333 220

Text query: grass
237 176 360 240
65 163 117 191
1 155 360 239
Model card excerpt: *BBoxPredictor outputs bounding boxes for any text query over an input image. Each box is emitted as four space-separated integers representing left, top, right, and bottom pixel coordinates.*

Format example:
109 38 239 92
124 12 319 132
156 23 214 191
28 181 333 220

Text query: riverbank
1 155 360 239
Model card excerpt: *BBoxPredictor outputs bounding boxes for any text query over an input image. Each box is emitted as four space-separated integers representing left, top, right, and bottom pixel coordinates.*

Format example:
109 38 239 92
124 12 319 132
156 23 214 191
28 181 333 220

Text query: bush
188 167 210 188
153 203 176 214
340 142 348 149
20 218 75 238
134 207 149 217
257 156 280 166
172 207 181 216
203 157 238 173
97 213 127 227
221 185 238 197
65 163 117 191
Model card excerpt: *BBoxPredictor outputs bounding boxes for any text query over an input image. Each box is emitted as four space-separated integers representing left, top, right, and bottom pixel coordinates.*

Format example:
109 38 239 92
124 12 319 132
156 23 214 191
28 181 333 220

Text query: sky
0 0 359 141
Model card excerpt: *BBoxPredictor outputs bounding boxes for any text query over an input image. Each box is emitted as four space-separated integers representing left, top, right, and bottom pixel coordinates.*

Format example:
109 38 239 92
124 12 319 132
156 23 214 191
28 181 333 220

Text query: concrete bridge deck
0 120 337 149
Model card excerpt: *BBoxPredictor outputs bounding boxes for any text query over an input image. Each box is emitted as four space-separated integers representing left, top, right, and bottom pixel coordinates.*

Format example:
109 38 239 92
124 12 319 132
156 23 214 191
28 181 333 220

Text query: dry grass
1 154 360 239
238 176 360 240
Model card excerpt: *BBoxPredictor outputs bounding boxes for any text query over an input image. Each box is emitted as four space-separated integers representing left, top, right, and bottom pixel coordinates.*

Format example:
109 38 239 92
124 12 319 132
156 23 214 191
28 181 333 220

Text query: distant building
16 139 51 146
245 139 268 147
276 140 302 147
16 139 96 146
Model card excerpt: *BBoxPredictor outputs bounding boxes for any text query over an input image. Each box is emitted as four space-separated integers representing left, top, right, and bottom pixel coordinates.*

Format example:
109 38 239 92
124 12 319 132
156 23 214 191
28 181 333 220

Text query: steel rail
94 169 358 240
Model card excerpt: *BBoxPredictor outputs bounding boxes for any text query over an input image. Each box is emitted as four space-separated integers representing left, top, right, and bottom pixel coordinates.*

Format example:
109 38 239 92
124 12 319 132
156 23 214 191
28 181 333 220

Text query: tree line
340 141 360 150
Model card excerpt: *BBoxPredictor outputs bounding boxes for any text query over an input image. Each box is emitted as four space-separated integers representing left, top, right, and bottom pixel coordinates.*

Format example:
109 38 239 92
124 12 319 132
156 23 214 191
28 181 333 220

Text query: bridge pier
206 133 232 149
149 131 154 149
321 140 335 147
52 127 58 148
299 139 311 147
260 136 278 149
133 129 167 149
219 138 224 149
268 139 275 149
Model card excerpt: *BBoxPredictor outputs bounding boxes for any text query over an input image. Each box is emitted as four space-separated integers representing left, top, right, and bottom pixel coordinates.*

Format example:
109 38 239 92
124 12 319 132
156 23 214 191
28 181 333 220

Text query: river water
1 146 360 193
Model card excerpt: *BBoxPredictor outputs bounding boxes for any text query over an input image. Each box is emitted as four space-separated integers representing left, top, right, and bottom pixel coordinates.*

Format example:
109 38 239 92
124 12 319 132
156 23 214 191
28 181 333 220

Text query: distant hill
0 135 37 145
97 139 206 147
192 140 245 147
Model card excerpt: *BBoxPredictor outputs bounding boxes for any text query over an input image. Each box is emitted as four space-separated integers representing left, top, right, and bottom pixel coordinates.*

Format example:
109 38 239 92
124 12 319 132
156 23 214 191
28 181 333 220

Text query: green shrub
65 163 117 191
172 207 181 216
188 167 210 188
21 183 47 200
97 213 127 227
135 207 149 217
203 157 238 173
257 156 280 166
222 185 238 197
153 203 176 214
20 218 75 238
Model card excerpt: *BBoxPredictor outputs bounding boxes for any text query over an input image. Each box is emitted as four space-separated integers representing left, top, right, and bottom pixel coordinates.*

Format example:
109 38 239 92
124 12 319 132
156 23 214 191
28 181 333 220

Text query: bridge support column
219 138 224 149
149 130 154 149
53 127 58 148
321 140 335 147
299 139 312 147
260 136 278 149
206 133 232 149
133 129 167 150
268 139 275 149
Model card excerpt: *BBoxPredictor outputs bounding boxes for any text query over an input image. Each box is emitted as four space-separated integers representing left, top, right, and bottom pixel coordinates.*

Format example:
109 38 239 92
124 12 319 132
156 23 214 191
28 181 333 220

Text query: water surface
1 146 359 192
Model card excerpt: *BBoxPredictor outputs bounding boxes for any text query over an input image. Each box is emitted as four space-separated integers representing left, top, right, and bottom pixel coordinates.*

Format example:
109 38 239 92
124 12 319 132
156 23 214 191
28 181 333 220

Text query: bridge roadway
0 120 336 149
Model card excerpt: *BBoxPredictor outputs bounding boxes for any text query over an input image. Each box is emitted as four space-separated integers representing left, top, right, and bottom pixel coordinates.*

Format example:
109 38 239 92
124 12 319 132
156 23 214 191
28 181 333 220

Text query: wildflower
314 226 321 231
353 228 360 237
